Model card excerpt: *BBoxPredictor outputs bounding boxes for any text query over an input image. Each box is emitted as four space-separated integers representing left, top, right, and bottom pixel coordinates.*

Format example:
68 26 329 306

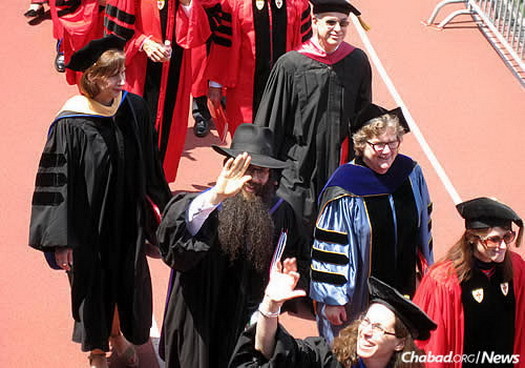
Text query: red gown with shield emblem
413 251 525 368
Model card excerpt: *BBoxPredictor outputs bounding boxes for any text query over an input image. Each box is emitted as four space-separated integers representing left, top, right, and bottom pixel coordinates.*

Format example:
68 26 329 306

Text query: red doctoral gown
413 251 525 368
105 0 211 182
205 0 311 136
50 0 104 85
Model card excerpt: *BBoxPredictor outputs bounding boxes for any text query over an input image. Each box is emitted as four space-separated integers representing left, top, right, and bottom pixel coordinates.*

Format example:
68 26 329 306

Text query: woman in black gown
29 35 172 368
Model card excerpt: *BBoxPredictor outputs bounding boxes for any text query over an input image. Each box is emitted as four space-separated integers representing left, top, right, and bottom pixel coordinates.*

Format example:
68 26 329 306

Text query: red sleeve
49 0 65 40
53 0 104 85
191 44 208 96
413 262 464 368
175 0 212 49
510 252 525 368
289 0 311 48
205 0 240 88
105 0 149 62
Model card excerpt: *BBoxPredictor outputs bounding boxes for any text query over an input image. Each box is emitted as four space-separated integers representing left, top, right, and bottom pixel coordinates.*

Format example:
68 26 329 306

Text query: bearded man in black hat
414 197 525 368
157 123 308 368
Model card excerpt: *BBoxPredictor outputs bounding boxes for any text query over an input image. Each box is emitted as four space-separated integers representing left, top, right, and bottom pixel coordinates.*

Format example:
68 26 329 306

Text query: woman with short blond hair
310 103 434 342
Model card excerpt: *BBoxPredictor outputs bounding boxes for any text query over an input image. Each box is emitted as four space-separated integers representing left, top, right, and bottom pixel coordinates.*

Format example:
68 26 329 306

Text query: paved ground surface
1 0 523 366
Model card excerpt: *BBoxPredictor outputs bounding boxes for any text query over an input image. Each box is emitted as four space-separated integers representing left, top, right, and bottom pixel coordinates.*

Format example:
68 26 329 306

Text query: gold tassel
357 16 371 31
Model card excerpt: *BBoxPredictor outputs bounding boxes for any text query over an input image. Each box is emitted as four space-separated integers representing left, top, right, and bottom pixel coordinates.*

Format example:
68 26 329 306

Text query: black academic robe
229 324 343 368
157 193 305 368
254 48 372 232
29 92 172 351
461 264 515 368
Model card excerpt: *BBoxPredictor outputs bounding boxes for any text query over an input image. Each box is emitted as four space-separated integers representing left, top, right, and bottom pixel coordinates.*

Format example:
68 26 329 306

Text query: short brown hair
79 49 125 99
352 114 405 156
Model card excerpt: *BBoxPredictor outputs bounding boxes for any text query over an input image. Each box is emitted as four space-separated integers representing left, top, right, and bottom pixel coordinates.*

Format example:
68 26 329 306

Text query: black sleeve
228 324 340 368
254 55 295 158
29 118 82 251
157 192 219 271
355 49 372 115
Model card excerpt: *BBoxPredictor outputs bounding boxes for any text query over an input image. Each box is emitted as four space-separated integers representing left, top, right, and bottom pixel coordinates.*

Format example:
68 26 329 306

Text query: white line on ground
151 316 160 338
351 14 462 205
150 317 165 367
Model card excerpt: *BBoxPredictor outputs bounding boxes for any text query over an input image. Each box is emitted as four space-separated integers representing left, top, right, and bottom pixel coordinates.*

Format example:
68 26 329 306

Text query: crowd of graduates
25 0 525 368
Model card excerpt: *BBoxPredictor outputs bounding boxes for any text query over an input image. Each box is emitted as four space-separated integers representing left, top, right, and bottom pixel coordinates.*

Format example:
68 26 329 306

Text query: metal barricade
425 0 525 83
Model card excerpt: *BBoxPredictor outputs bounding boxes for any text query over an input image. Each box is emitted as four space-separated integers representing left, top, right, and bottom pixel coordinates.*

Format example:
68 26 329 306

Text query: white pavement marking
151 316 165 367
151 316 160 338
351 14 462 205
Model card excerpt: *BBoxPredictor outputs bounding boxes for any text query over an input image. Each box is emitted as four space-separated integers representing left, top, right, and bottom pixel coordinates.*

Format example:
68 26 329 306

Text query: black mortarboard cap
66 34 126 72
311 0 370 30
311 0 358 16
368 277 437 341
351 103 410 134
456 197 523 232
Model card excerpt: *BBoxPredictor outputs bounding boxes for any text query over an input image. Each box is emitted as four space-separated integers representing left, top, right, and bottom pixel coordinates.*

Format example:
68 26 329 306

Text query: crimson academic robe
191 44 209 97
205 0 312 136
105 0 211 182
48 0 64 41
413 252 525 368
49 0 104 85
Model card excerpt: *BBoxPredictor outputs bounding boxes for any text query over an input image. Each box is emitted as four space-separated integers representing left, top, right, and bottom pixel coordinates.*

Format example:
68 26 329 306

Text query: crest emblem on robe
275 0 283 9
256 0 265 10
158 0 165 10
501 282 509 296
472 288 484 303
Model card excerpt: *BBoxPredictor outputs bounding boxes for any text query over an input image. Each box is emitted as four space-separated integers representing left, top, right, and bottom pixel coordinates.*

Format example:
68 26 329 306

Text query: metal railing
425 0 525 84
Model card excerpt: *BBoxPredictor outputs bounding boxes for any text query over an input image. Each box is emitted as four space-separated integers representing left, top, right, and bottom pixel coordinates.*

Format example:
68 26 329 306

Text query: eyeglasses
475 230 516 248
359 317 396 337
366 140 400 152
321 18 350 29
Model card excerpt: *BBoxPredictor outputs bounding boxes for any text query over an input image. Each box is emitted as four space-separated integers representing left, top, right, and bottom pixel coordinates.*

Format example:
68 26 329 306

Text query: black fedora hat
66 34 126 72
212 124 288 169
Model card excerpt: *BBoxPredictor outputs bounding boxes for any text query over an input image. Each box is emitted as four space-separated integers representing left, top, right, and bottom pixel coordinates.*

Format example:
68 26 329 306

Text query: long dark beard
217 192 275 272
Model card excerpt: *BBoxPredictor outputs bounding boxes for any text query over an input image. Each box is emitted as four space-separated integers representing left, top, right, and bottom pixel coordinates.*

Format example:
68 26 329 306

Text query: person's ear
394 338 406 352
